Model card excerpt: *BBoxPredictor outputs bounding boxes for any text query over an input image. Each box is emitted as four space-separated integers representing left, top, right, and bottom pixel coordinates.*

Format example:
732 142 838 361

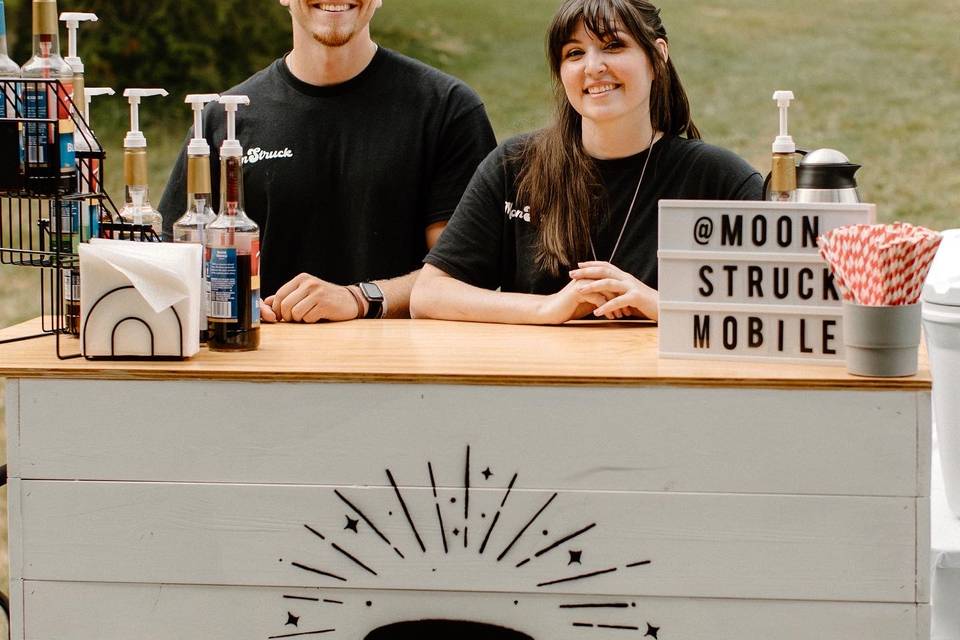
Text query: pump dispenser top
771 90 795 153
218 95 249 158
186 93 218 157
123 88 167 148
767 89 798 202
59 12 96 73
82 86 112 126
76 86 111 151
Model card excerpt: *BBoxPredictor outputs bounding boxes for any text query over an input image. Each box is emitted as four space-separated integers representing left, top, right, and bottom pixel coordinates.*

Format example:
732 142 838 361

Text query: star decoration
645 623 660 639
568 550 583 565
482 467 493 480
286 612 299 627
344 516 359 533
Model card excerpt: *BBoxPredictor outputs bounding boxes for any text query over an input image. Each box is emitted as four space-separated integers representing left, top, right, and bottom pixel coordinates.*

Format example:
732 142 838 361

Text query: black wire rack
0 77 158 359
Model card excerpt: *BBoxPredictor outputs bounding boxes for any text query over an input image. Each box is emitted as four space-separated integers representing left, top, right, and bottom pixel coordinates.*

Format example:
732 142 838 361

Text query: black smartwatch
357 281 385 319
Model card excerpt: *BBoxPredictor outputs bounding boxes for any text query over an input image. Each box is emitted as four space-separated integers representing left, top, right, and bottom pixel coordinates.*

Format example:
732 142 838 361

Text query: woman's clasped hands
567 261 659 322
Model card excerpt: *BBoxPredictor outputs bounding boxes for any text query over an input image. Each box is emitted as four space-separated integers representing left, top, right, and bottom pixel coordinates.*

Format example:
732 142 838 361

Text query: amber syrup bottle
204 96 259 351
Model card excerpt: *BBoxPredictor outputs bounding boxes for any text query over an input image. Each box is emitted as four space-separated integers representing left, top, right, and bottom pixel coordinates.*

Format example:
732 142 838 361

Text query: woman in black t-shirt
412 0 761 324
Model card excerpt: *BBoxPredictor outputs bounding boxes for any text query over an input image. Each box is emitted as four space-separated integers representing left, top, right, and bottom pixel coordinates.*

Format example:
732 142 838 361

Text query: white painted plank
918 391 933 498
917 391 933 608
8 478 24 640
918 496 932 605
20 481 918 603
5 378 18 478
4 379 24 639
23 580 921 640
918 603 931 640
17 380 920 497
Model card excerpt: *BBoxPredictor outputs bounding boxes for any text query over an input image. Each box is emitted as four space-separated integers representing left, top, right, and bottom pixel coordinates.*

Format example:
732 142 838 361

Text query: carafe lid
923 229 960 306
797 148 861 190
800 148 852 165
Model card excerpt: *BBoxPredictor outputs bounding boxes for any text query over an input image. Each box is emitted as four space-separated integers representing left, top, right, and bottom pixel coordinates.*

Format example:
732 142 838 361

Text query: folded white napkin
79 239 202 358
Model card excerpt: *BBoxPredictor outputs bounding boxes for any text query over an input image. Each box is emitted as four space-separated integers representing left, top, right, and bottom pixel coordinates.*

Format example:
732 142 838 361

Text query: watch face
359 282 384 302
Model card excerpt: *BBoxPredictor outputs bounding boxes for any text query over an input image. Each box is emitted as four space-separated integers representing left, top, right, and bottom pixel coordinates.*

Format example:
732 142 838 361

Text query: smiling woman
410 0 763 326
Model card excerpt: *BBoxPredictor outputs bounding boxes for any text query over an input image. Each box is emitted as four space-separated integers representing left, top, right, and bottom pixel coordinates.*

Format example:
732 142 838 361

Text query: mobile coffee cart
0 318 933 639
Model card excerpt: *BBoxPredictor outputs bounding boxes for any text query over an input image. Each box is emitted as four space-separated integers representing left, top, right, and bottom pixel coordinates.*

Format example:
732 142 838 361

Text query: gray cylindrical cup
842 302 921 377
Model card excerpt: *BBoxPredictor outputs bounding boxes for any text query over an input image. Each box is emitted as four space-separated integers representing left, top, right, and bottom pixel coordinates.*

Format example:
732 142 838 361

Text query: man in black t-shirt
159 0 497 322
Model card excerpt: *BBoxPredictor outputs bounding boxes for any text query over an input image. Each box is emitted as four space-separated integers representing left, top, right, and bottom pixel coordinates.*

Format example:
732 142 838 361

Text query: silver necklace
589 131 657 264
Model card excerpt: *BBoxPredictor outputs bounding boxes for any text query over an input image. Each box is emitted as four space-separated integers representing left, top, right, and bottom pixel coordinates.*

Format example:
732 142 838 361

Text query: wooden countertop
0 317 931 389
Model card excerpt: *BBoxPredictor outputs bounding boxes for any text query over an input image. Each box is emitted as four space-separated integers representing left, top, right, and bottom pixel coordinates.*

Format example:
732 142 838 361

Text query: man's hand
266 273 362 323
569 261 659 321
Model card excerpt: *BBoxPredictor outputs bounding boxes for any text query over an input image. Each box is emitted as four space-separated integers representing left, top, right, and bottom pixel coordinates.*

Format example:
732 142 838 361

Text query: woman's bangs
548 0 623 72
580 0 622 41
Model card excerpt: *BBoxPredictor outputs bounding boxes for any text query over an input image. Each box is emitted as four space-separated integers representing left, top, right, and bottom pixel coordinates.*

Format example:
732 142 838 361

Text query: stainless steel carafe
795 148 861 203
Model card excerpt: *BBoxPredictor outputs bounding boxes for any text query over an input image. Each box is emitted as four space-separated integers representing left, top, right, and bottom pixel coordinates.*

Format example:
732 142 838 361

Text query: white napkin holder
79 239 202 359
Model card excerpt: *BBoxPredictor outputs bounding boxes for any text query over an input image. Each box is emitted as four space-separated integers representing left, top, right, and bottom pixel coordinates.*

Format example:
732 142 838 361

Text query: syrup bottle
205 95 260 351
21 0 74 195
173 93 219 343
0 0 23 193
64 87 113 336
119 88 167 240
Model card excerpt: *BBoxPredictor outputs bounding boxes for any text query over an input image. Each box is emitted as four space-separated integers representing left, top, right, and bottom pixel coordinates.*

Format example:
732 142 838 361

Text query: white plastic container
923 229 960 518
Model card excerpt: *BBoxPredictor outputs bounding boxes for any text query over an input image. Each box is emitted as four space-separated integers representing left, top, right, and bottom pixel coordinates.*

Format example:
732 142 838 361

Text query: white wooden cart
0 319 932 639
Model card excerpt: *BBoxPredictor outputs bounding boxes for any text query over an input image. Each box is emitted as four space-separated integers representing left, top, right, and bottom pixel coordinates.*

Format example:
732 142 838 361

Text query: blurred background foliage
6 0 467 98
8 0 293 95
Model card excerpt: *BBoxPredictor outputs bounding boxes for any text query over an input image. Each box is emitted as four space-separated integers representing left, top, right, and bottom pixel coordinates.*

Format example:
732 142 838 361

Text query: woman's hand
569 261 660 321
536 278 608 325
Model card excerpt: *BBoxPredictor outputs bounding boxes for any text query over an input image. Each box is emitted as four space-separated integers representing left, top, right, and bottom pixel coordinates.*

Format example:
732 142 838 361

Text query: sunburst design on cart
268 446 659 639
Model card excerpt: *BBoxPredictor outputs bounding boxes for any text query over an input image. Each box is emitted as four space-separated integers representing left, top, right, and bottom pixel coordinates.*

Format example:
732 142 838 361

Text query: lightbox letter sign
658 200 875 364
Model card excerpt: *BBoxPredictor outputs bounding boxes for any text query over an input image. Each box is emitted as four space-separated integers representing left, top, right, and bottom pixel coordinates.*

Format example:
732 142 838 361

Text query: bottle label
52 199 77 253
250 239 261 328
0 82 13 119
207 247 239 321
89 203 101 238
202 276 211 331
59 126 75 175
55 80 73 120
63 269 80 303
23 85 49 166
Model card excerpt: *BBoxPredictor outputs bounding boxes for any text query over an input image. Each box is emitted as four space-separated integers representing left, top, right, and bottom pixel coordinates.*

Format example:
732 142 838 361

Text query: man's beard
312 26 354 47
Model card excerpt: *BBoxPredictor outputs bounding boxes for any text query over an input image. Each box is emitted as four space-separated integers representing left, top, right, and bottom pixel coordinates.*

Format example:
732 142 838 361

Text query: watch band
345 285 365 320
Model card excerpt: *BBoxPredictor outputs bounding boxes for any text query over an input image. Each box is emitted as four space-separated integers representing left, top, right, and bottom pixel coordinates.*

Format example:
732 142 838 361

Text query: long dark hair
516 0 701 275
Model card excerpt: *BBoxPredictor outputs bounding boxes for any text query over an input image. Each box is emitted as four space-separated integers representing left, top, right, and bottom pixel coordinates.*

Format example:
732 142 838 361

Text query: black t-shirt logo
504 201 531 223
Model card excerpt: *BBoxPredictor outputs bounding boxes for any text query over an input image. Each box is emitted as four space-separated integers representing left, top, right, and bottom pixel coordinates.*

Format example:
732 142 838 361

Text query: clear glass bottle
173 160 216 342
119 182 163 239
205 152 260 351
21 0 75 195
0 0 23 192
